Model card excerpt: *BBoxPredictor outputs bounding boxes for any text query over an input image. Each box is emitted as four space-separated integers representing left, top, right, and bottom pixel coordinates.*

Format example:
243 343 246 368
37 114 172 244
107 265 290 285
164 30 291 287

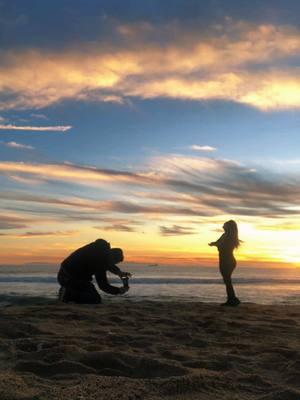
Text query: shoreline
0 293 299 307
0 300 300 399
0 264 300 306
1 294 300 307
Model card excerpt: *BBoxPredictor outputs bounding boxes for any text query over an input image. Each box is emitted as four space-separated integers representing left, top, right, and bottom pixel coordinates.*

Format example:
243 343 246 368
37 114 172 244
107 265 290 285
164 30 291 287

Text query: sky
1 0 300 267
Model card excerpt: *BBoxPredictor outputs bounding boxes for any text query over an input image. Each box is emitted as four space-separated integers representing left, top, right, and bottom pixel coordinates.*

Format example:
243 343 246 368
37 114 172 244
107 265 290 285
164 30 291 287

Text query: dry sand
0 298 299 400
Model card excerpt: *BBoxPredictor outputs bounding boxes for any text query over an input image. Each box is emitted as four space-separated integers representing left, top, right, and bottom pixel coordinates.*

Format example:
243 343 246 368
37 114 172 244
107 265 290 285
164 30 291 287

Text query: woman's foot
221 297 241 307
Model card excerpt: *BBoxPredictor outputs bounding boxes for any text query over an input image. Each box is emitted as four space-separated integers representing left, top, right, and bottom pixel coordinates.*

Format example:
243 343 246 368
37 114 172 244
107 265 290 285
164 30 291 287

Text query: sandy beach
0 299 299 400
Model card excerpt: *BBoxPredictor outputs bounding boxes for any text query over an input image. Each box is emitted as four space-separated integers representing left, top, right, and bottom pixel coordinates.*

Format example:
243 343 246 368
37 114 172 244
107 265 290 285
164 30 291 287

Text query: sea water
0 264 300 305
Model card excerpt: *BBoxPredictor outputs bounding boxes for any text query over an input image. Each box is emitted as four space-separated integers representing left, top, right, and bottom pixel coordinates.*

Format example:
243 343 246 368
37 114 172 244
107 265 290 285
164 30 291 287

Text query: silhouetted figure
209 220 241 306
57 239 131 304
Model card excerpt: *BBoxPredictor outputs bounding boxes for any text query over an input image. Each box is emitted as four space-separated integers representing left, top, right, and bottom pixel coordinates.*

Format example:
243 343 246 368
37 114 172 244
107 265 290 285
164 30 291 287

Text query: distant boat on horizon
148 263 158 267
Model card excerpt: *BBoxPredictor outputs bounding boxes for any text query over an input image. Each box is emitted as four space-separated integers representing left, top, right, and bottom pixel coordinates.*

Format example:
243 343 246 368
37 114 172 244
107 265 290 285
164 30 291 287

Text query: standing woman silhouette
209 220 241 306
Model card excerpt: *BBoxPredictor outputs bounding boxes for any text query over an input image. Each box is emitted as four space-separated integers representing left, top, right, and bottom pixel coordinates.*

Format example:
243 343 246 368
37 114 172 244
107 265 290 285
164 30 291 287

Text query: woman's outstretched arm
208 234 225 247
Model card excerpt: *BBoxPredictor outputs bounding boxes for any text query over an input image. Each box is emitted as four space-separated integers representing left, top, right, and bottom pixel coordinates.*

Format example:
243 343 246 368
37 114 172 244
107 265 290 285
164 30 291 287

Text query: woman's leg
220 262 239 305
222 270 236 301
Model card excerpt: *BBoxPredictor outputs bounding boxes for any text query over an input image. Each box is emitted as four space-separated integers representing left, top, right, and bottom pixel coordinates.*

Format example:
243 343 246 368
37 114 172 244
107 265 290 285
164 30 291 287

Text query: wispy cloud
190 145 217 152
30 113 48 120
0 190 210 222
1 155 300 266
8 175 45 185
159 225 196 236
19 230 78 237
102 224 137 232
0 230 78 238
2 154 300 221
1 20 300 110
0 124 72 132
4 141 34 150
0 215 31 229
93 219 143 232
0 161 150 187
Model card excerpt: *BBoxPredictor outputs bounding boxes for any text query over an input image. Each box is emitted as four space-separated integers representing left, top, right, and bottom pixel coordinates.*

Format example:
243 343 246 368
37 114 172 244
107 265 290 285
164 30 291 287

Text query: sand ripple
0 300 299 399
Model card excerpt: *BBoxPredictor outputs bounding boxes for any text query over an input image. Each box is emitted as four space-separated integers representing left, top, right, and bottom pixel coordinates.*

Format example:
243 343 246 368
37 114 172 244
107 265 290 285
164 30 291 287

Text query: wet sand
0 299 299 399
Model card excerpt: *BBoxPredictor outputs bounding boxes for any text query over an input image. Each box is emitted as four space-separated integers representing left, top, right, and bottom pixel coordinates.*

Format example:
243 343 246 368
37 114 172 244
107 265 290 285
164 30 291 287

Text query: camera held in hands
121 275 130 289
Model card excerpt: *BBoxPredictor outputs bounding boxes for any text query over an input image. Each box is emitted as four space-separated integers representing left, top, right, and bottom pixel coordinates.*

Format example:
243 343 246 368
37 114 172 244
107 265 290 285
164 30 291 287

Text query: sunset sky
1 0 300 267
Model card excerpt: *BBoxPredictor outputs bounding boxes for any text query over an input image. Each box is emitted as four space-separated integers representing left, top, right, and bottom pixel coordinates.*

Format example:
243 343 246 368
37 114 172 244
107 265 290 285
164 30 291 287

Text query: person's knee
58 286 74 302
78 293 102 304
78 285 102 304
87 296 102 304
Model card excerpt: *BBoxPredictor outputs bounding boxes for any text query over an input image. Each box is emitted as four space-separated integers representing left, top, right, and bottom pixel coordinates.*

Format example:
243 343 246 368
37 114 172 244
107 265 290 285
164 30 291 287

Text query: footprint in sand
15 359 96 377
79 351 188 378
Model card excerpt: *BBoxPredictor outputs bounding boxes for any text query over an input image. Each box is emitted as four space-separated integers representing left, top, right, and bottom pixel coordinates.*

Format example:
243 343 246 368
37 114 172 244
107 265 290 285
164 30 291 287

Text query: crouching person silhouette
57 239 131 304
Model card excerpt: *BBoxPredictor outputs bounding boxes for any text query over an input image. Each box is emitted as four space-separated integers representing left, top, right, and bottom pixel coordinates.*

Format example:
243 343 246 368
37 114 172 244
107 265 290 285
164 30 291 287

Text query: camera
121 275 129 289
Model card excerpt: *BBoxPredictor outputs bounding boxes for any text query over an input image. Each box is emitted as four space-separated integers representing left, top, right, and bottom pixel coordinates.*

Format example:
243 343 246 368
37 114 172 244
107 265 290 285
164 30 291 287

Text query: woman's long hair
223 220 241 249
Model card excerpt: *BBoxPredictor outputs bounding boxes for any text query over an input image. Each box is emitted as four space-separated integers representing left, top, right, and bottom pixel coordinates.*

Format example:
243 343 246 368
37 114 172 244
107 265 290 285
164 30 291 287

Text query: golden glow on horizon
1 220 300 267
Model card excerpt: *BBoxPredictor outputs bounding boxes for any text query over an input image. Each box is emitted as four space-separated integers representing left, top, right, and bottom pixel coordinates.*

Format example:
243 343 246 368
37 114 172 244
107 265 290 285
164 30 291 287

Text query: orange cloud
1 230 78 238
2 155 300 266
0 21 300 110
1 156 300 221
0 161 150 187
123 72 300 110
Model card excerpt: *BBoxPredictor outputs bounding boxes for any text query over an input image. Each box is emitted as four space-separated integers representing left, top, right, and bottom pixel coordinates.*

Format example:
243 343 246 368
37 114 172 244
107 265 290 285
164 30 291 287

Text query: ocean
0 264 300 305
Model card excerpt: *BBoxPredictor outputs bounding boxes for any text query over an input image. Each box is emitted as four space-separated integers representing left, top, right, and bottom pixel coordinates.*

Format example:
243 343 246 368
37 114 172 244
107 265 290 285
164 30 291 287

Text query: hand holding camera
119 286 129 294
119 272 131 294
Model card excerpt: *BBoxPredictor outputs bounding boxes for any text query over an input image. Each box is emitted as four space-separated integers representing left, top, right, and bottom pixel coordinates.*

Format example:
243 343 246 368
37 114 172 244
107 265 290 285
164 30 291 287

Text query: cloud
93 218 143 232
30 113 48 120
2 155 300 220
123 71 300 111
159 224 196 236
103 200 210 216
1 230 78 238
0 20 300 110
0 215 30 229
102 224 137 232
7 175 45 185
147 154 300 218
0 190 210 220
190 145 217 152
0 191 99 208
0 124 71 132
19 230 78 237
0 161 151 187
4 141 34 150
